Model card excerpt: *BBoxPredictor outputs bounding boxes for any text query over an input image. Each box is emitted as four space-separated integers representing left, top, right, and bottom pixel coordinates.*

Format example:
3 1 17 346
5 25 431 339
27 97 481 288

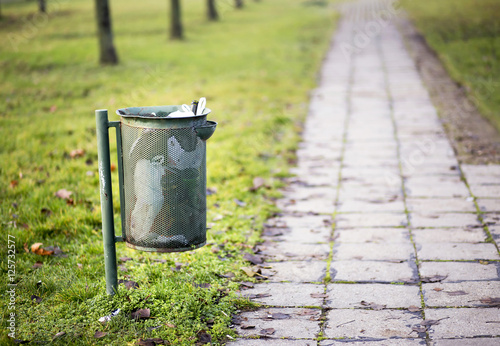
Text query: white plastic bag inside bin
166 135 203 170
129 155 166 241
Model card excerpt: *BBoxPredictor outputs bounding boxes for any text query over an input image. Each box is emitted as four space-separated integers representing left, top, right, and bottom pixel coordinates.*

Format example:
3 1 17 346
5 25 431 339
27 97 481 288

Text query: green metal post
96 109 118 295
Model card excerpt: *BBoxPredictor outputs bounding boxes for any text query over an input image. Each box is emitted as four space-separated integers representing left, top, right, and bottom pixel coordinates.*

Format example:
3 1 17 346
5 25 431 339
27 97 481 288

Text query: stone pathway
228 0 500 345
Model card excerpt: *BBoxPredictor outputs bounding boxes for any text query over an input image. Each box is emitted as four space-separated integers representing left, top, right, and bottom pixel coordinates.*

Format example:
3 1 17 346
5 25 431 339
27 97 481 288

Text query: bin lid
116 105 211 119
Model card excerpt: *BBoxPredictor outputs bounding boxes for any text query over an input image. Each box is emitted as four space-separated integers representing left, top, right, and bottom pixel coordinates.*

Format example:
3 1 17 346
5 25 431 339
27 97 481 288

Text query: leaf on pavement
421 275 447 283
310 293 328 298
408 305 421 312
446 290 468 296
480 297 500 306
260 328 275 335
265 312 291 320
240 324 255 329
243 253 263 265
241 266 261 277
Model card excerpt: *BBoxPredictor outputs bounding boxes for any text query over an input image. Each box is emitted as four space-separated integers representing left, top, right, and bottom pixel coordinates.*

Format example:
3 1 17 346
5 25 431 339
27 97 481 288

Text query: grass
402 0 500 132
0 0 337 344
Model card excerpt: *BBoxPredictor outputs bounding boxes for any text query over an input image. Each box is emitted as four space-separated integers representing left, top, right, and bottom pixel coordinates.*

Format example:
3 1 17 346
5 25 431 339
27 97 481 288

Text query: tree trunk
235 0 243 9
170 0 183 40
207 0 218 21
38 0 46 13
94 0 119 65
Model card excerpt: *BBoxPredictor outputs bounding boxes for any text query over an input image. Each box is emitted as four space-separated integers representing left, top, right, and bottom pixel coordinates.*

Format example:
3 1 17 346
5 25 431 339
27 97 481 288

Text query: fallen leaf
119 265 128 272
165 323 176 328
433 287 443 292
480 297 500 306
53 331 65 339
408 305 421 312
32 261 43 269
412 325 427 333
360 301 385 310
70 149 85 158
262 228 284 237
49 105 57 112
421 275 447 283
55 189 72 200
94 331 108 338
241 266 261 277
296 309 319 316
118 279 139 290
196 330 212 344
137 338 165 346
131 308 150 319
421 319 442 326
310 293 328 298
240 282 254 288
217 272 235 279
446 290 468 296
31 295 42 303
260 328 275 335
234 198 246 207
152 258 167 263
31 243 54 256
243 253 263 265
240 324 255 329
9 180 18 188
245 293 271 299
119 257 132 262
41 208 53 217
266 312 291 320
110 163 117 172
250 177 266 191
23 243 29 253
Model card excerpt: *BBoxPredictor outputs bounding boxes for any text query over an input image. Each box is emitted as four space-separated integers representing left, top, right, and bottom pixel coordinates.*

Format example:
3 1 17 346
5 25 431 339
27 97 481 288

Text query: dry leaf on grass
54 189 72 200
31 243 54 256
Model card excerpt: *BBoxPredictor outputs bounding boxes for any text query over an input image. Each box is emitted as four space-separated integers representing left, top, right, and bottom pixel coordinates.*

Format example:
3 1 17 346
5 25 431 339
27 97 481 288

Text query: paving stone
406 198 476 213
233 308 320 339
325 283 421 308
335 213 408 228
267 242 331 260
334 228 410 244
331 260 416 282
333 243 415 261
405 178 470 198
272 226 332 244
323 309 421 339
412 228 486 243
422 281 500 308
469 185 500 198
320 340 425 345
281 185 337 201
336 198 406 213
477 199 500 212
228 339 315 346
419 262 499 282
263 261 327 283
424 308 500 338
240 283 325 307
410 213 480 228
433 338 500 346
461 165 500 186
416 243 500 261
268 215 332 229
278 198 336 214
338 184 403 200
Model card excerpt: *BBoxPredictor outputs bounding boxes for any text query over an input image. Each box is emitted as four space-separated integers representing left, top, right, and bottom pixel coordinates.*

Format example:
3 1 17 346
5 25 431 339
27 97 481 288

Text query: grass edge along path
402 0 500 132
0 0 338 344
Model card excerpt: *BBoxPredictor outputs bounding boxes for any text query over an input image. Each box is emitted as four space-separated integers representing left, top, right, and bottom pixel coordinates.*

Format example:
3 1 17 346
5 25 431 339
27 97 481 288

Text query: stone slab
412 228 486 244
233 308 320 339
468 185 500 198
323 309 422 339
419 262 499 282
335 213 408 228
267 242 331 260
228 339 315 346
333 243 415 261
240 283 325 307
331 260 416 282
424 308 500 338
410 213 480 228
406 198 476 213
320 340 425 345
334 228 410 244
478 199 500 212
336 198 406 213
422 281 500 307
325 283 421 308
416 243 500 261
263 261 327 283
433 338 500 346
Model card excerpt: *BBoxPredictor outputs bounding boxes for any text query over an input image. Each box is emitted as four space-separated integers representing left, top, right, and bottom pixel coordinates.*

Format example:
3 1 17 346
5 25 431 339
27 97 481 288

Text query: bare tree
235 0 243 9
207 0 218 21
38 0 46 13
94 0 119 65
169 0 183 40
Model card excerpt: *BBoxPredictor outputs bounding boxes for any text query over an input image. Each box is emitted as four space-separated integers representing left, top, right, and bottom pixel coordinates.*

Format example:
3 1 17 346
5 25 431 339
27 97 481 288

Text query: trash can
96 105 217 263
116 105 217 252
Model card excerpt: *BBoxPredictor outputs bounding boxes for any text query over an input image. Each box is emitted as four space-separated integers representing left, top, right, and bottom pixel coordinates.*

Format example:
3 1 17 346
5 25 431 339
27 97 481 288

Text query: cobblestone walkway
228 1 500 345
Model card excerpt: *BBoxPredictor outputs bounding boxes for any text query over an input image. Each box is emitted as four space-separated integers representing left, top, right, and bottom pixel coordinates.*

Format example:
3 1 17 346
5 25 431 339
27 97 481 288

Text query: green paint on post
96 109 118 295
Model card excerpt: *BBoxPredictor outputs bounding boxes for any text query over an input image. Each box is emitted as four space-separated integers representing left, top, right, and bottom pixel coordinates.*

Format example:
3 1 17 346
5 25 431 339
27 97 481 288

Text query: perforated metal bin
95 106 216 294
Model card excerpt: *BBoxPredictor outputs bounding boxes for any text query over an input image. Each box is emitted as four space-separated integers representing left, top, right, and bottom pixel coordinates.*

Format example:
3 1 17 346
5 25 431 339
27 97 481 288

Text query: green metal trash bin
96 105 217 294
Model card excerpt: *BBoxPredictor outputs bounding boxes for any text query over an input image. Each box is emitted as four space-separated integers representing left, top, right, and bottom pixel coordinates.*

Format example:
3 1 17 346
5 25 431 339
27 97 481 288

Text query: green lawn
402 0 500 132
0 0 336 344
